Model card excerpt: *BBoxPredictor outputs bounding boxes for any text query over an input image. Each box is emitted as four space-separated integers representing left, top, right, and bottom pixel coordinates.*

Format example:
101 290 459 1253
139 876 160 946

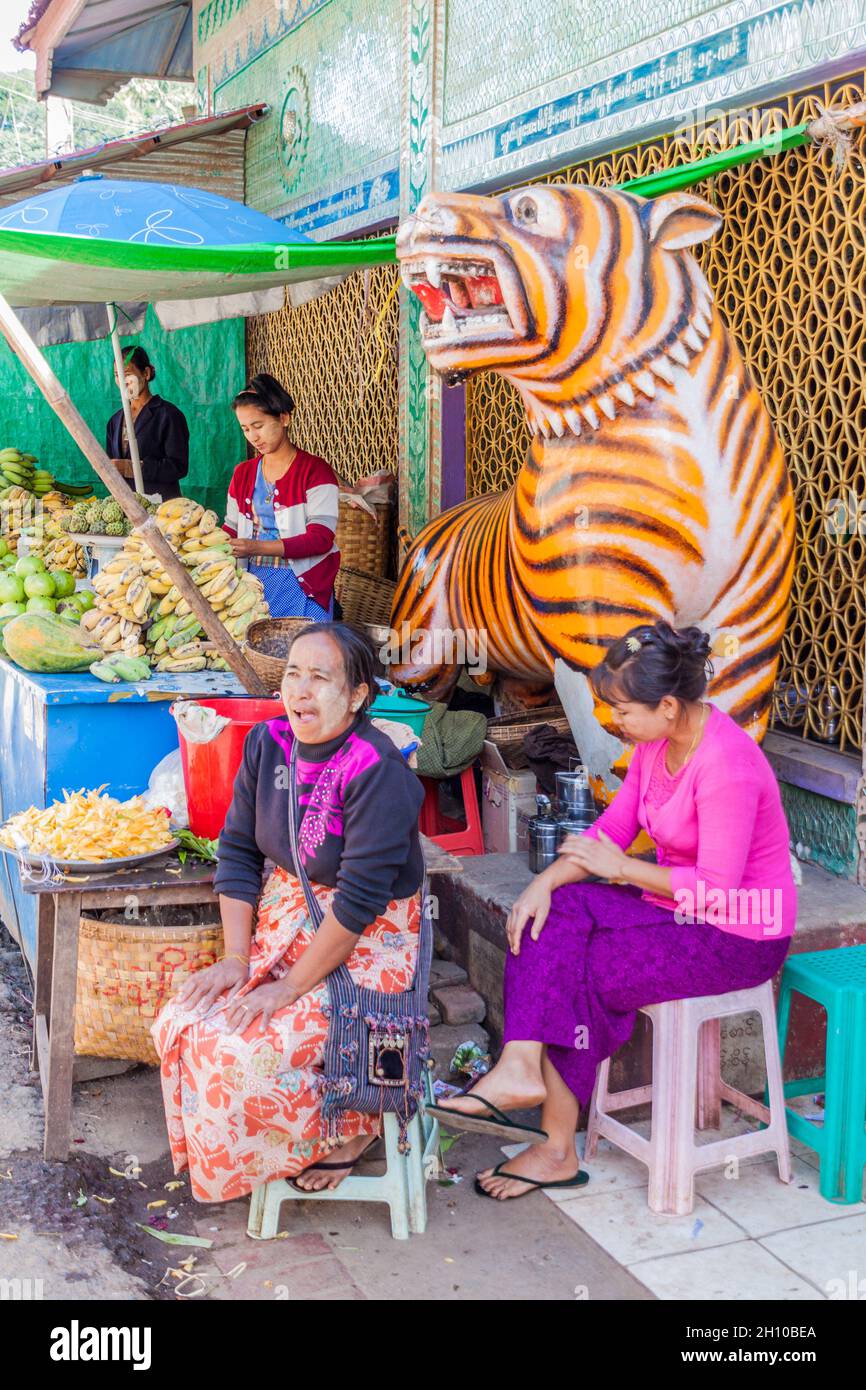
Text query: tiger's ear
643 192 722 251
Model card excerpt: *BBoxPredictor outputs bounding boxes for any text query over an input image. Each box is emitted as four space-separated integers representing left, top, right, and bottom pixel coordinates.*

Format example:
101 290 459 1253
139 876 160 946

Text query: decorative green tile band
780 783 859 879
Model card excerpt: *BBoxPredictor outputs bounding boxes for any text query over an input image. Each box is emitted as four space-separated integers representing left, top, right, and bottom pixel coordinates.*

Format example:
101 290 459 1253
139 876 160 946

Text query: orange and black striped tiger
392 184 794 741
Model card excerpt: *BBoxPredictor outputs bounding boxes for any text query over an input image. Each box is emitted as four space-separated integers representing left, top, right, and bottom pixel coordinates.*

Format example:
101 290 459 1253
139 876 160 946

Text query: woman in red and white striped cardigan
224 374 340 619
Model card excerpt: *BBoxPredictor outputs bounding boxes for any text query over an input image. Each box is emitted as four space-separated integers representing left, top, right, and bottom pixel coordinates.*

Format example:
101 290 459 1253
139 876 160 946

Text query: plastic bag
170 700 232 745
142 749 188 829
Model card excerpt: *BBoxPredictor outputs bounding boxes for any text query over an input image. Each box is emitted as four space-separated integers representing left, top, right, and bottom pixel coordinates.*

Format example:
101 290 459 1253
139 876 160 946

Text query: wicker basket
74 909 224 1064
243 616 314 692
336 499 390 575
334 567 396 626
486 705 572 746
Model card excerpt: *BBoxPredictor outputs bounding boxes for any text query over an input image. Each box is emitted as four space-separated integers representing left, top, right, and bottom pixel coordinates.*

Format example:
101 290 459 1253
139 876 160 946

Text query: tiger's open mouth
401 255 519 344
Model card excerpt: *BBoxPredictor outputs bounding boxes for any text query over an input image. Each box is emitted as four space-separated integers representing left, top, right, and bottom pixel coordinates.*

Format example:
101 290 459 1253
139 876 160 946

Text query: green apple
57 594 85 616
26 595 57 613
0 539 9 559
49 570 76 598
23 572 56 599
76 589 96 612
0 573 25 605
0 601 25 618
0 553 17 569
15 554 46 579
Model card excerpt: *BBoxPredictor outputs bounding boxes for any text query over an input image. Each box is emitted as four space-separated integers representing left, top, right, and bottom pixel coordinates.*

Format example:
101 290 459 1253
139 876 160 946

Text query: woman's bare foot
436 1045 546 1118
291 1133 379 1192
476 1142 580 1200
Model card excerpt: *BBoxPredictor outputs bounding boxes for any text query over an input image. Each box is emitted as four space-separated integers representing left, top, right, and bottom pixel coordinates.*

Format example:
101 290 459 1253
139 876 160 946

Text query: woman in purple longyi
430 622 795 1201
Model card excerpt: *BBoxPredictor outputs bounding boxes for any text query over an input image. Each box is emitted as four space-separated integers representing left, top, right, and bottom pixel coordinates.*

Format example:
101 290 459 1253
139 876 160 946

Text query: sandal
474 1161 590 1199
425 1083 548 1145
289 1136 381 1191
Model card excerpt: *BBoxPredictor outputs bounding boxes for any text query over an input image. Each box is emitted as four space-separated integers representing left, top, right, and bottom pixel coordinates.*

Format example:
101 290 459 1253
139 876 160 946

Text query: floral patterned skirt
151 866 421 1203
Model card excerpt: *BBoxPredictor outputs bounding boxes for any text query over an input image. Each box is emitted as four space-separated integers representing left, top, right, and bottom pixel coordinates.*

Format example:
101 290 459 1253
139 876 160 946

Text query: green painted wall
0 308 246 521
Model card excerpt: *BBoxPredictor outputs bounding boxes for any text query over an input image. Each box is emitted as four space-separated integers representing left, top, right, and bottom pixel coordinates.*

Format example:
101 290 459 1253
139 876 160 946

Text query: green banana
90 660 122 684
108 656 152 682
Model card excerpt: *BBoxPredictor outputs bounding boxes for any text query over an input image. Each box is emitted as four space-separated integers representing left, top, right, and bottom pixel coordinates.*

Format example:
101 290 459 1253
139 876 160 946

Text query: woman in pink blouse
430 622 795 1200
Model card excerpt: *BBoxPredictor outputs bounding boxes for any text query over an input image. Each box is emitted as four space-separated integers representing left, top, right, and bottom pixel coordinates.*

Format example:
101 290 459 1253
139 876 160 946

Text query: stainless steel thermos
527 763 598 871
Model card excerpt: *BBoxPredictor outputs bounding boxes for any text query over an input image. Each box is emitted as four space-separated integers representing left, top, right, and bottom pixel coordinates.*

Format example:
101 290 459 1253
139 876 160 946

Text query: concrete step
431 983 486 1025
429 958 468 989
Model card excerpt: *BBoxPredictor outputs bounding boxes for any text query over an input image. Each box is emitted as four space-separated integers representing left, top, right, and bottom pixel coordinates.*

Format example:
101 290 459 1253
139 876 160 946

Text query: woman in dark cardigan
152 624 425 1201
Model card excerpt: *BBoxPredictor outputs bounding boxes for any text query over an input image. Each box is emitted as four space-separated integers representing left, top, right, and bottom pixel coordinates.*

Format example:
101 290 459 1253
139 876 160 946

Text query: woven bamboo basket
74 909 224 1064
243 616 314 691
486 705 572 746
334 567 396 627
335 499 390 575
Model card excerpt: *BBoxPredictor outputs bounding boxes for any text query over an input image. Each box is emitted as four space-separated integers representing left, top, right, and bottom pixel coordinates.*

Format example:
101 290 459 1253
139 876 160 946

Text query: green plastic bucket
369 690 431 736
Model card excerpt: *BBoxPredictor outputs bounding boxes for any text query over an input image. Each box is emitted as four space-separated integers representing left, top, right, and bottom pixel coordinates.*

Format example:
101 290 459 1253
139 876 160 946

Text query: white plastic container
68 533 126 580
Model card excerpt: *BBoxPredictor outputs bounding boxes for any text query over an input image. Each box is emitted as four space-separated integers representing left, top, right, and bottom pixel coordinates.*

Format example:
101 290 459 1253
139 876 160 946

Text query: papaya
3 612 102 673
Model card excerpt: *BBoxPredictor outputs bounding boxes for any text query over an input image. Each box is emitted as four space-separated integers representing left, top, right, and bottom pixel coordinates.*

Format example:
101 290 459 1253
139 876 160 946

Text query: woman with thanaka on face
152 623 425 1199
107 345 189 501
223 373 340 620
429 622 796 1200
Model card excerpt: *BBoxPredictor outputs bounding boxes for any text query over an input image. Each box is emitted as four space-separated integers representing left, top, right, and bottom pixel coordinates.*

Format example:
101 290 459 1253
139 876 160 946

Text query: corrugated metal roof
0 104 268 209
18 0 193 104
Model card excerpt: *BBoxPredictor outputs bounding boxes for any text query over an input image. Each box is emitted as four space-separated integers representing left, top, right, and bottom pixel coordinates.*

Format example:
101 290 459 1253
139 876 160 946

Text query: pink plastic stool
418 766 484 857
585 981 791 1214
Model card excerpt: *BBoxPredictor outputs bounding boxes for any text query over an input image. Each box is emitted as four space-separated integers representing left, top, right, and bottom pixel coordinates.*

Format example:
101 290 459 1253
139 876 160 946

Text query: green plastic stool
776 944 866 1204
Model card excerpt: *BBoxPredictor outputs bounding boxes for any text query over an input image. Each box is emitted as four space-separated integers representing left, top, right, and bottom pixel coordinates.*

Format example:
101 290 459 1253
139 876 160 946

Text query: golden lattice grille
246 261 400 486
465 74 866 753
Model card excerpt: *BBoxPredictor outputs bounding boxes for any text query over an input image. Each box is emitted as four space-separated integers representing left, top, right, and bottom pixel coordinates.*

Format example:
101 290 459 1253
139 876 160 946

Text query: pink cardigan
583 704 796 939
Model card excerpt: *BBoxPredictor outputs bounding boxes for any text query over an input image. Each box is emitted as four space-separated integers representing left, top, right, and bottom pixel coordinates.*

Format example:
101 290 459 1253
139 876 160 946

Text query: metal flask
527 794 560 874
554 766 594 819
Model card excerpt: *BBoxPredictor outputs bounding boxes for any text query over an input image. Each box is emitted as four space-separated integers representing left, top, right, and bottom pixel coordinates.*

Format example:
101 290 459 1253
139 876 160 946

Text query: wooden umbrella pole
108 303 145 495
0 291 269 696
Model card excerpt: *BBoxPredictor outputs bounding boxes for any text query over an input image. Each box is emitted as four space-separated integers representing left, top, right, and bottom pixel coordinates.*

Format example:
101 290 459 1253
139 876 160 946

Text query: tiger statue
391 183 794 740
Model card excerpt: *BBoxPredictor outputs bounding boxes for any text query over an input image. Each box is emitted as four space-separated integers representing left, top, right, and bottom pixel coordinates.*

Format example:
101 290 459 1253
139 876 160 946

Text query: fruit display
1 485 93 573
64 493 155 539
0 446 92 500
83 496 269 673
0 553 82 619
2 611 102 673
0 786 175 862
89 653 152 684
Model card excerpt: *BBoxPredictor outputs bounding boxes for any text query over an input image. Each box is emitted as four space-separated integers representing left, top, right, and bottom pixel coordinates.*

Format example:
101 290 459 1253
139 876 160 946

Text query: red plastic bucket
176 697 284 840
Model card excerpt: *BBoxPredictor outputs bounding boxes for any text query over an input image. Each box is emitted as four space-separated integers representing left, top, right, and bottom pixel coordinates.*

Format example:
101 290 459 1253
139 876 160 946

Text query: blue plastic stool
776 944 866 1204
247 1082 440 1241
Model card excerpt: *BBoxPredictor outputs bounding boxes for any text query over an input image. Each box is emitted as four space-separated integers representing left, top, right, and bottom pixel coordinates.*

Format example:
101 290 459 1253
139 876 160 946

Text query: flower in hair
625 636 642 654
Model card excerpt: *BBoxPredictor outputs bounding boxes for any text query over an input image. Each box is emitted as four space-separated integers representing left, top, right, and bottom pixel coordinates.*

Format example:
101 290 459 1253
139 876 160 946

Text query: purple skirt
503 881 791 1105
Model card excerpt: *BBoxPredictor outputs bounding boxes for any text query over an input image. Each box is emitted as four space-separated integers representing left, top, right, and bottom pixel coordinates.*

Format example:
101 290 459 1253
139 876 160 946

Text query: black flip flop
473 1161 590 1199
425 1093 548 1145
289 1136 381 1191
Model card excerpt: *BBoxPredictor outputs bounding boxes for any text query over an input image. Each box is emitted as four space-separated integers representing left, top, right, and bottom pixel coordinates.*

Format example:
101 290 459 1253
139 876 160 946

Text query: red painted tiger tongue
466 275 503 308
411 281 447 320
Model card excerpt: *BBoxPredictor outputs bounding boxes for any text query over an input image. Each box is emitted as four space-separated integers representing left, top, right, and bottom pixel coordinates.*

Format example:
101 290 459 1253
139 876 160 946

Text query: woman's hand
110 457 135 479
175 956 248 1011
228 537 259 558
223 979 297 1034
506 877 553 956
559 829 628 883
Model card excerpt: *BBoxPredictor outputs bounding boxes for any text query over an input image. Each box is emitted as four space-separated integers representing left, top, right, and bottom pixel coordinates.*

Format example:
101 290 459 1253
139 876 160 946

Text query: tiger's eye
515 196 538 224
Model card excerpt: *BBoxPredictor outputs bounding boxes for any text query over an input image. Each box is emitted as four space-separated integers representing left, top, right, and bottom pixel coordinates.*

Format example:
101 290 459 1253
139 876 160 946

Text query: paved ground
0 928 648 1302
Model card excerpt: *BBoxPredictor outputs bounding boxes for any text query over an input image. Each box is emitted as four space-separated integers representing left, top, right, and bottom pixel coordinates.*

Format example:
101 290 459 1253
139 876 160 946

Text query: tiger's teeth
442 305 457 333
581 404 600 430
683 325 703 352
537 416 552 438
613 382 636 407
596 393 616 421
564 408 583 435
651 357 675 384
426 258 442 289
694 313 711 338
634 371 656 399
549 412 565 438
668 341 690 366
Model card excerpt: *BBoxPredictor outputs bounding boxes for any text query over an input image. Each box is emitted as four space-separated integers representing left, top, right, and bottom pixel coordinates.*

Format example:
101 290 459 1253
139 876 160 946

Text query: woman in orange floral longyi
152 624 425 1201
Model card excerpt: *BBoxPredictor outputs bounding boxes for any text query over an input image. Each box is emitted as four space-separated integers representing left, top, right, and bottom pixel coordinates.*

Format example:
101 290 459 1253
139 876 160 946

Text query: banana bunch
80 604 148 658
89 654 152 684
80 495 269 673
44 536 88 578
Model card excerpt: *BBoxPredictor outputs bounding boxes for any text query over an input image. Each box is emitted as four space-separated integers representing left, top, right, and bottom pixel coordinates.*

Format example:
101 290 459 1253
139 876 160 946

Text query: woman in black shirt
152 623 426 1203
106 346 189 501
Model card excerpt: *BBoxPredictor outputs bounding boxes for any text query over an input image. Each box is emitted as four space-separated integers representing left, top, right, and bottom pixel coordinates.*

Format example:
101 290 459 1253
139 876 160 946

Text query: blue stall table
0 655 247 963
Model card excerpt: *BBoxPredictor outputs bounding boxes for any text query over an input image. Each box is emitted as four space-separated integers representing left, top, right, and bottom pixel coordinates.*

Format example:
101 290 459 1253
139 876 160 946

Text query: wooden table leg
31 894 55 1076
43 893 82 1162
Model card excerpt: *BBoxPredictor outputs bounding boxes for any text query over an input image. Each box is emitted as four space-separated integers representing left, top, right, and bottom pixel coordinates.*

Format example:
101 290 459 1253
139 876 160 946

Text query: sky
4 0 36 71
